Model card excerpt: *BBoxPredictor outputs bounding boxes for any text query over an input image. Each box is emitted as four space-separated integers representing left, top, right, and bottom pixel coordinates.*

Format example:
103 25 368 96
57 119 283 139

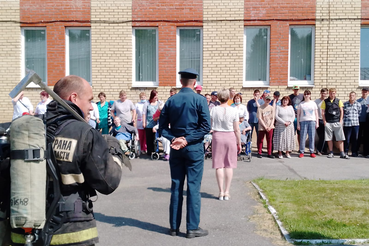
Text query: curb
251 181 369 245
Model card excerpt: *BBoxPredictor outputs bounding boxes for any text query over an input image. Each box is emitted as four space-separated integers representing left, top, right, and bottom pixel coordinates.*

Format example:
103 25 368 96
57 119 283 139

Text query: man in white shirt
11 91 34 120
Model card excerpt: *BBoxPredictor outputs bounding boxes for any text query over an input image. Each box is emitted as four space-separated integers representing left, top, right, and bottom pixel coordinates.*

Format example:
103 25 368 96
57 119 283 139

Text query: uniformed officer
10 75 124 246
159 68 211 238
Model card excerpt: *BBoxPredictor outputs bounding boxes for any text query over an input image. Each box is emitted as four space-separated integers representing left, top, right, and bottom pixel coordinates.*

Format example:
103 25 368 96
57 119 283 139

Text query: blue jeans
343 126 359 154
299 121 316 154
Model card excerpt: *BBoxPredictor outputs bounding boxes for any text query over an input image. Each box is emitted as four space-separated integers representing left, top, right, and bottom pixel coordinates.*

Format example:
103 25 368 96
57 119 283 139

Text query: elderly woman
142 90 160 156
111 90 136 124
231 93 249 121
211 89 241 201
96 92 111 134
273 96 295 158
34 91 51 115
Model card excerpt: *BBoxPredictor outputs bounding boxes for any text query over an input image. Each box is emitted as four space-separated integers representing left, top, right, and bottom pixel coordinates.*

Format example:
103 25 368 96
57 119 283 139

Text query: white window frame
132 27 159 87
176 27 203 88
360 26 369 86
65 27 92 84
243 26 270 87
288 26 315 87
21 27 47 88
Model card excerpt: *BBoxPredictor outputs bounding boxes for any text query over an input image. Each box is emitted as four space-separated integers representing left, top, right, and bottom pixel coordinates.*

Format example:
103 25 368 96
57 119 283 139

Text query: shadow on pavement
147 187 217 199
95 212 169 235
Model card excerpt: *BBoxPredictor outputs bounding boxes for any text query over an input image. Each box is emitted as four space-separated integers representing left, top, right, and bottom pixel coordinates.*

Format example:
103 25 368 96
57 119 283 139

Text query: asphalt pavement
93 152 369 246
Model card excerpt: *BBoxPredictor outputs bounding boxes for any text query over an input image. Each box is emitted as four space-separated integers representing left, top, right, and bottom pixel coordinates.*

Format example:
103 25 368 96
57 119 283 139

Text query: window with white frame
244 27 270 87
66 28 91 83
177 28 202 87
360 27 369 84
289 26 315 86
133 28 158 87
22 28 47 84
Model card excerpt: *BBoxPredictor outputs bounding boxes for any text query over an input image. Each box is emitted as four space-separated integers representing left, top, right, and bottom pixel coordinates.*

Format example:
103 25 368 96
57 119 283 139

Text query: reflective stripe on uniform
11 227 98 245
112 156 122 169
61 173 85 185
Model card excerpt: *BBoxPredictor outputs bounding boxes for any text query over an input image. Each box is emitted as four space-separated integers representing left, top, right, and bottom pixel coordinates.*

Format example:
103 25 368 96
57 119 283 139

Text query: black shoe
169 229 179 236
267 154 275 159
352 153 358 157
257 153 262 158
186 227 208 238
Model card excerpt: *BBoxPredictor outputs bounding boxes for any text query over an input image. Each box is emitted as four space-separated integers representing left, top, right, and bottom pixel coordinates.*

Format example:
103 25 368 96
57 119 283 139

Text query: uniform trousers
169 143 204 231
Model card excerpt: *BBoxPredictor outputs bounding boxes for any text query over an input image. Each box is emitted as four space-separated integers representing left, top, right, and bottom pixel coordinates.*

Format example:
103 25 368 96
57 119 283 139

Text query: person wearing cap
256 95 275 158
195 85 202 95
159 68 210 238
356 87 368 156
321 88 348 159
210 91 220 107
297 90 319 158
247 90 264 141
314 88 329 155
227 87 236 106
289 85 304 145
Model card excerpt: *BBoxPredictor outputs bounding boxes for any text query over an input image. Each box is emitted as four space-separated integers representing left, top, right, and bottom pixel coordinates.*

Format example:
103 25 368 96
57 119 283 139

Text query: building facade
0 0 368 122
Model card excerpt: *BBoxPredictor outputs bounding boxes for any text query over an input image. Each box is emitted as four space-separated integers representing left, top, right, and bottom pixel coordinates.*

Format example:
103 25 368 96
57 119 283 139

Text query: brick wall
202 0 244 96
20 0 90 86
363 0 369 24
0 0 20 121
315 0 361 100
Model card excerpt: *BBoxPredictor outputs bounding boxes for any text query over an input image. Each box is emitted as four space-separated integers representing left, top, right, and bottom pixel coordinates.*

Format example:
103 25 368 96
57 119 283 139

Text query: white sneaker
327 153 334 158
278 155 283 159
286 154 291 159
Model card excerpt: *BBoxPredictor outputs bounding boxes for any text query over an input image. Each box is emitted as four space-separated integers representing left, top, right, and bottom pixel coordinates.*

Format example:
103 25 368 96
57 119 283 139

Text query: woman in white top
35 91 51 115
231 94 249 121
135 92 147 154
210 89 241 201
297 90 319 158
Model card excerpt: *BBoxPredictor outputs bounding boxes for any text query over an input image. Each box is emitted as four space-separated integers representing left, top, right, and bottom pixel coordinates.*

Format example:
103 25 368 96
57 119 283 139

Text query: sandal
218 192 224 201
224 193 230 201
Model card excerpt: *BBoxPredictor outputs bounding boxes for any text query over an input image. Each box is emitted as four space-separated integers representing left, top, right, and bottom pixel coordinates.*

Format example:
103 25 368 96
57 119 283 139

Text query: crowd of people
11 85 369 162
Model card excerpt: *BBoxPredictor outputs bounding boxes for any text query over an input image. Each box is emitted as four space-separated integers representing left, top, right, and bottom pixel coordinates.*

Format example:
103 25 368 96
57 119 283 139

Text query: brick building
0 0 368 122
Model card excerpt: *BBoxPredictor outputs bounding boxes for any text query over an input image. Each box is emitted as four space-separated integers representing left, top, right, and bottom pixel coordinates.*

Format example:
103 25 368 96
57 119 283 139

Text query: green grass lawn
253 179 369 239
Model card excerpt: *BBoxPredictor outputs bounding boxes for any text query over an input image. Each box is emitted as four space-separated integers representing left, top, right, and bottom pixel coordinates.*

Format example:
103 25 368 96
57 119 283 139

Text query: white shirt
210 106 239 132
298 101 318 122
89 102 100 121
234 104 249 121
35 98 52 115
135 100 147 130
12 97 34 120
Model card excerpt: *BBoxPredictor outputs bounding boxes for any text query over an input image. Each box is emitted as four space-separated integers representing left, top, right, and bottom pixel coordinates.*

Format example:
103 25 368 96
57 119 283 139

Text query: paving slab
93 154 369 246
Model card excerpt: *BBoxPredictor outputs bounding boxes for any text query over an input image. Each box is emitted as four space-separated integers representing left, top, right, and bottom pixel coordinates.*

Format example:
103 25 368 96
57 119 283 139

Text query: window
66 28 91 83
289 26 315 86
177 28 202 87
360 27 369 84
22 28 47 85
244 27 270 87
133 28 158 87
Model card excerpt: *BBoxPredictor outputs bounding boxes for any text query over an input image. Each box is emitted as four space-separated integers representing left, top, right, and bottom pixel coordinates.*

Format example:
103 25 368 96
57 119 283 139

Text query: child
110 116 139 154
152 103 171 161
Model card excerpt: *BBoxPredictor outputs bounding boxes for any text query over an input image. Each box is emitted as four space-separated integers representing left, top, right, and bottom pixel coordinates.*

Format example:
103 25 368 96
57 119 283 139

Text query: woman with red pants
257 96 275 158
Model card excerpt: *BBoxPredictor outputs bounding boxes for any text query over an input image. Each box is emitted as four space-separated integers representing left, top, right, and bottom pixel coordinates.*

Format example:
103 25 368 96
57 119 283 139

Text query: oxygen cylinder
10 115 46 229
